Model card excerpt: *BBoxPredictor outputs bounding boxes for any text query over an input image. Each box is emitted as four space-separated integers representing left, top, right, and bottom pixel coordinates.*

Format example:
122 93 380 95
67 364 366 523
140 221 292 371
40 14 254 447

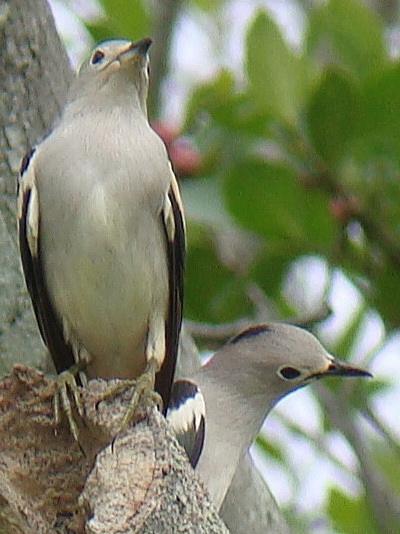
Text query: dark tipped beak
317 359 372 379
131 37 152 56
118 38 152 63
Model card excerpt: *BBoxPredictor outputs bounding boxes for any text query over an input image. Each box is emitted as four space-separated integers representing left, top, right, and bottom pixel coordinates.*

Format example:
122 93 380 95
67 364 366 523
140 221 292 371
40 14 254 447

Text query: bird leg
119 358 162 432
53 362 86 442
97 318 165 432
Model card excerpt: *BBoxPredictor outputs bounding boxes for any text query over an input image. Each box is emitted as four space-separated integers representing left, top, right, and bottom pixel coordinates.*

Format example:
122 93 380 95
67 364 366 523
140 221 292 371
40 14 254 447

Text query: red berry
169 139 202 177
329 196 360 222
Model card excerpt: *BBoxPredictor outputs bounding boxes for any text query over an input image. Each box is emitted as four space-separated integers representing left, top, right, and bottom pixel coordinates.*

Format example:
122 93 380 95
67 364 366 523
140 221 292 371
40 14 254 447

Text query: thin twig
184 318 253 342
148 0 183 118
246 282 276 320
276 412 358 481
316 383 400 533
361 405 400 459
291 302 332 328
185 302 332 342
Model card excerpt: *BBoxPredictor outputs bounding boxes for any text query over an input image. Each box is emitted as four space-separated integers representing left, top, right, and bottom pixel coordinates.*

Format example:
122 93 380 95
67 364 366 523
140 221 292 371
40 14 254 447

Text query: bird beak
313 358 372 379
118 38 152 63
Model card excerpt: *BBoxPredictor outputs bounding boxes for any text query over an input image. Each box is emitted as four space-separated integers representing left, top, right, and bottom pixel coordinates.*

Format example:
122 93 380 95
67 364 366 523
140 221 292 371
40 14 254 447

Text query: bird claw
96 360 162 434
53 370 84 443
95 378 137 408
119 374 163 433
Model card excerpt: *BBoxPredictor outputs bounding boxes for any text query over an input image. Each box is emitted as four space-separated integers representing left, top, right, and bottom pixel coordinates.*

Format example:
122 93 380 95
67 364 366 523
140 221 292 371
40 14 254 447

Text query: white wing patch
18 150 40 258
167 388 206 434
168 163 185 231
26 185 39 256
163 192 176 243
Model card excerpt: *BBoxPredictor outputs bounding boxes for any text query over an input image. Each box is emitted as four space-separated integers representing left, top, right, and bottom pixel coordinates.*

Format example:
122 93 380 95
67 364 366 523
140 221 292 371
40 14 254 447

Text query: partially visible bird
17 38 185 439
167 322 371 510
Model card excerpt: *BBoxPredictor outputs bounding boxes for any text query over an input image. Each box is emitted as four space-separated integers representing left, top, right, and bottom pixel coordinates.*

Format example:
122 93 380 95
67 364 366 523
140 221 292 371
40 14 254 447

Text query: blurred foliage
86 0 150 42
328 488 378 534
84 0 400 532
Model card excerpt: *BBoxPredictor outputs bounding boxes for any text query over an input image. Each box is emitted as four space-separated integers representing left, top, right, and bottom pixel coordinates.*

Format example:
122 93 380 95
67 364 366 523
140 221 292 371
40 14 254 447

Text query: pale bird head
70 38 152 112
222 323 372 401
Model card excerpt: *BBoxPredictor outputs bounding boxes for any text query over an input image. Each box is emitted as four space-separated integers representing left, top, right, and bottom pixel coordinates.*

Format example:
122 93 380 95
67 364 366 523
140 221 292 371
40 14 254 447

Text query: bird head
225 323 372 401
69 38 152 113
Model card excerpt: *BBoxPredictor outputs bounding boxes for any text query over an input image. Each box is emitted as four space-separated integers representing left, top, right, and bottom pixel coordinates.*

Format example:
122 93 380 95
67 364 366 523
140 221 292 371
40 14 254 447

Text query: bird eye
277 366 301 380
91 50 105 65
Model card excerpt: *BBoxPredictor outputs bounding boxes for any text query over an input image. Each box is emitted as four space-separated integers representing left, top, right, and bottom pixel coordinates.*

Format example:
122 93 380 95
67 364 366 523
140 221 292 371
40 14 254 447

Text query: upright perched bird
17 38 185 437
167 323 371 510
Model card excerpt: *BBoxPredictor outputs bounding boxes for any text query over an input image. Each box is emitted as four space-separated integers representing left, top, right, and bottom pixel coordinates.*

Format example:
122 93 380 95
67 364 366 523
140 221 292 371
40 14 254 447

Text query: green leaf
192 0 224 11
212 276 253 322
183 179 255 322
185 225 250 322
87 0 150 42
331 304 366 360
327 488 378 534
224 159 336 252
307 69 360 166
362 379 391 399
370 263 400 326
86 21 114 44
256 434 285 463
251 248 297 300
246 11 309 123
307 0 386 79
353 64 400 166
185 71 235 129
185 228 230 322
372 440 400 496
348 379 390 417
185 72 271 136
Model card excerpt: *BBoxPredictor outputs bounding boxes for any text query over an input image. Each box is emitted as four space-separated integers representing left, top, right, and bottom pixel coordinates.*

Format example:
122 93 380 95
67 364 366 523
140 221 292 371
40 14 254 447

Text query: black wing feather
156 183 185 413
18 152 76 374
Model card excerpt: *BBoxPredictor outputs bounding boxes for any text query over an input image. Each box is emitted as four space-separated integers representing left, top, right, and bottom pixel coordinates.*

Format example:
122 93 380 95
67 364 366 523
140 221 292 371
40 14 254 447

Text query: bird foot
53 368 85 443
119 372 163 433
96 361 162 434
95 378 137 405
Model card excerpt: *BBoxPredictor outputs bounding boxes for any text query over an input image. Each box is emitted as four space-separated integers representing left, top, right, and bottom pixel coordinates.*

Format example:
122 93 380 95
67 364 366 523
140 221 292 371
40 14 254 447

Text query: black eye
91 50 105 65
278 366 301 380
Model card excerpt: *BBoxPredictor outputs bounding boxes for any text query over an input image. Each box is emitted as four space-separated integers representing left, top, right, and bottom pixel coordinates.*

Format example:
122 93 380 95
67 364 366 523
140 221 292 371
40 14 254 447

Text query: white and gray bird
17 38 185 436
167 322 371 510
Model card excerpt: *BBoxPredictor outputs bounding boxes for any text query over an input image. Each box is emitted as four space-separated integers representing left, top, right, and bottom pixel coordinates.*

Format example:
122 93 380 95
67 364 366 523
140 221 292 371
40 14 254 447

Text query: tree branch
316 383 400 533
185 303 331 343
0 366 228 533
361 405 400 458
148 0 183 118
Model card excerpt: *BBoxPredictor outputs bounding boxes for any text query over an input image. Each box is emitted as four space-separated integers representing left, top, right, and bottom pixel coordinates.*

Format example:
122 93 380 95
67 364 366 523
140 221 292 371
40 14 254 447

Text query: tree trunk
0 0 70 374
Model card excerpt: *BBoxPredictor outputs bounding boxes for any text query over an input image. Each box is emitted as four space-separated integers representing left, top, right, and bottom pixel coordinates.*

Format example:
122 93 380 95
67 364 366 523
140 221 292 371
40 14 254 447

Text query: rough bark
0 0 71 373
0 1 290 533
0 366 227 533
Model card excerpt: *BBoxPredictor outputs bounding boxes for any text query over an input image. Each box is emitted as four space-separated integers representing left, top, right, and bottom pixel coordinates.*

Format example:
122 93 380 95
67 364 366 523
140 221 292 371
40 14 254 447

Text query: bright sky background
50 1 399 530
